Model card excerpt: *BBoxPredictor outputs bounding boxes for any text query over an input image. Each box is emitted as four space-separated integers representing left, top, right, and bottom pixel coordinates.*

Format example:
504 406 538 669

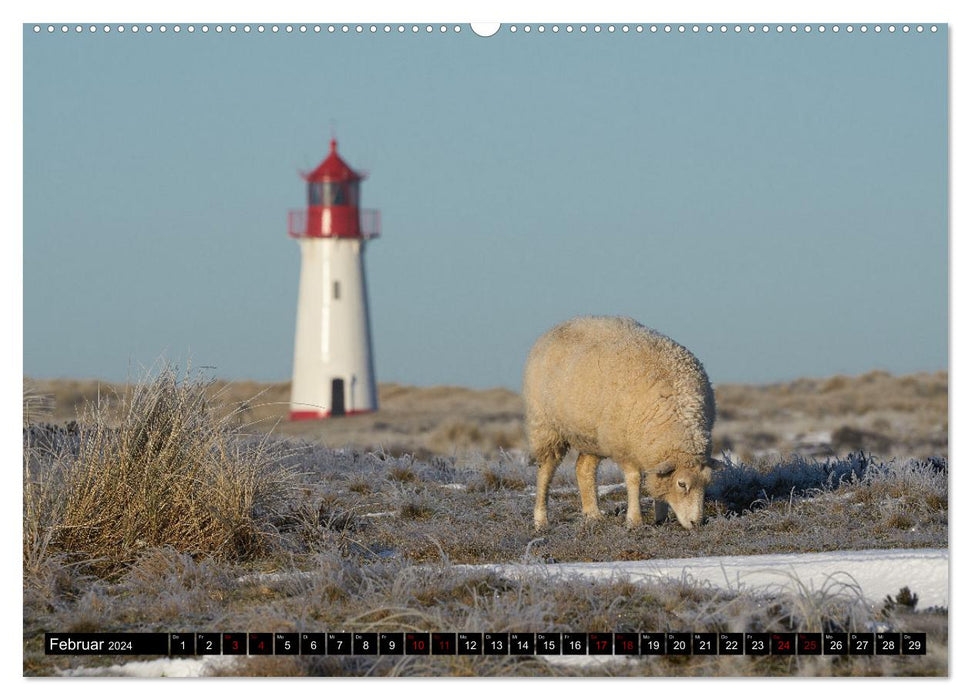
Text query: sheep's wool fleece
523 316 715 463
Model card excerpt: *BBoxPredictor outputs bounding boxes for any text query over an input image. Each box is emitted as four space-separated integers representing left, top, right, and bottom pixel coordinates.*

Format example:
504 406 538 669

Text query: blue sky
22 22 947 389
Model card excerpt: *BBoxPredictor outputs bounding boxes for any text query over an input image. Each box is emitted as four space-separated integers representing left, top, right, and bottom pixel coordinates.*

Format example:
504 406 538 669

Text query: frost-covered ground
25 373 947 678
57 547 947 677
461 547 948 610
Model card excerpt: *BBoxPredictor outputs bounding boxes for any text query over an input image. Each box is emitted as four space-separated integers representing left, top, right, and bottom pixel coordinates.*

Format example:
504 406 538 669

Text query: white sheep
523 316 720 530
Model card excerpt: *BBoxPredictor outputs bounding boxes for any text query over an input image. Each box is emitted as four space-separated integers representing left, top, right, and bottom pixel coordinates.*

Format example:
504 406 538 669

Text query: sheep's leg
534 457 559 530
576 453 603 520
654 499 669 525
623 465 643 528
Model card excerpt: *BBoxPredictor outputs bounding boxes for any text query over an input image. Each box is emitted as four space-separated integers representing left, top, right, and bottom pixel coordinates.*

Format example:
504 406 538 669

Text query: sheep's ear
651 461 676 476
708 458 726 471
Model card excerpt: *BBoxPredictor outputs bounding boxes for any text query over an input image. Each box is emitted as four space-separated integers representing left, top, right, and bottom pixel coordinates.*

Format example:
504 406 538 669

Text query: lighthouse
288 139 380 419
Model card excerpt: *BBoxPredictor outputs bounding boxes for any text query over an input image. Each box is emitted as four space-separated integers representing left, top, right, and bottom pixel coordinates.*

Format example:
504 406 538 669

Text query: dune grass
23 368 297 578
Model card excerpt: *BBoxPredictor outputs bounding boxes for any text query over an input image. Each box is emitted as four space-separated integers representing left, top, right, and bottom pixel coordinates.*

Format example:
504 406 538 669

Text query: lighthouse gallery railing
287 209 381 240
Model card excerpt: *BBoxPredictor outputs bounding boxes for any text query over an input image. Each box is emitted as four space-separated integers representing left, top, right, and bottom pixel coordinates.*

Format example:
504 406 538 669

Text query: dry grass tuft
23 367 296 577
347 476 373 494
387 465 419 483
469 466 527 493
399 497 437 520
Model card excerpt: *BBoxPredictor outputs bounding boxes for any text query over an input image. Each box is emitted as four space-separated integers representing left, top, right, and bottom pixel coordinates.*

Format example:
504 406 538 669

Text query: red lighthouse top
288 139 380 240
305 139 365 183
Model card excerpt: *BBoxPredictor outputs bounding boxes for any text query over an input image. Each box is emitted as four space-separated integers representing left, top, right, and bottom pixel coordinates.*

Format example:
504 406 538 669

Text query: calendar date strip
45 632 927 656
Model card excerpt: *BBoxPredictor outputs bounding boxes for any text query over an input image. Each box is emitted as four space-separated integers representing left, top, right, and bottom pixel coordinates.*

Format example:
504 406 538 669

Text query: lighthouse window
333 281 341 300
323 182 347 206
308 183 324 206
318 182 360 207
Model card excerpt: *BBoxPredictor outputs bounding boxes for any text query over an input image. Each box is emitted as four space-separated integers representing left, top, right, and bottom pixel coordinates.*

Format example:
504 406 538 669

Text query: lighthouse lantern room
288 139 380 419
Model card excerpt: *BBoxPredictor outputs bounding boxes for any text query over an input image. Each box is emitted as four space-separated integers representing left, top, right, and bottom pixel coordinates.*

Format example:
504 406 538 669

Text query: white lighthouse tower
288 139 380 419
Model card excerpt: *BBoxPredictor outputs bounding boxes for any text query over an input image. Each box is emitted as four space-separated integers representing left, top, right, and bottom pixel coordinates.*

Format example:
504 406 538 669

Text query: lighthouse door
331 378 346 416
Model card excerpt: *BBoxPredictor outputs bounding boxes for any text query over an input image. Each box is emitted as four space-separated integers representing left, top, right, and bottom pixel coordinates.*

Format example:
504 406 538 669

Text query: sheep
523 316 720 530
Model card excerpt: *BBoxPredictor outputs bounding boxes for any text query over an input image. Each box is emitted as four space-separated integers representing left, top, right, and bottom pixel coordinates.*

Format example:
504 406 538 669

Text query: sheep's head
646 457 721 529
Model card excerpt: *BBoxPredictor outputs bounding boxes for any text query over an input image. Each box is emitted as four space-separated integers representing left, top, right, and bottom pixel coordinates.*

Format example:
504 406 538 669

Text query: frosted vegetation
23 370 948 676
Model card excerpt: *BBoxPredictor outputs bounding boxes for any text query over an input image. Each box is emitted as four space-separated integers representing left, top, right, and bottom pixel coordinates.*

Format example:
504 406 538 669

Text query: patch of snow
716 449 743 464
542 653 636 669
460 548 948 610
798 431 832 445
58 655 237 677
237 548 947 611
362 511 396 517
237 570 313 585
440 483 467 490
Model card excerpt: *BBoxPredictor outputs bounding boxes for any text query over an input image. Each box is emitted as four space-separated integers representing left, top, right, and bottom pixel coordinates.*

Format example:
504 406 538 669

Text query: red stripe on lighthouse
288 409 376 421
